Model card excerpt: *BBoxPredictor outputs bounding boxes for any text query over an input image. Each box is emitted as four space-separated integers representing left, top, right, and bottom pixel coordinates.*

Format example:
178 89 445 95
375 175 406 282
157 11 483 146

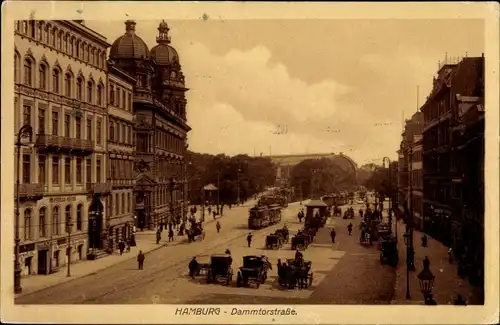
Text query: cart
291 233 310 250
206 254 233 285
380 237 399 267
236 255 269 288
265 234 282 249
279 259 314 289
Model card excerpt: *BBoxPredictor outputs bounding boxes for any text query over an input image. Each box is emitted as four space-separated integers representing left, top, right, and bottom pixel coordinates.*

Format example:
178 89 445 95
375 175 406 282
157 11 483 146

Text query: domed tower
150 20 188 119
109 20 153 102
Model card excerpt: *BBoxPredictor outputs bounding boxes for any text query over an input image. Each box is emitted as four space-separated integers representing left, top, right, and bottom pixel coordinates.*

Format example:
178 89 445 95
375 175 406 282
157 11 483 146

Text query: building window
22 21 28 34
65 205 71 233
76 158 82 183
22 154 31 183
39 207 46 237
39 64 47 90
97 85 102 106
29 20 36 37
24 59 33 86
23 104 31 126
117 88 121 107
96 118 102 144
75 116 81 139
64 114 70 137
63 35 68 52
137 134 147 152
50 29 56 47
52 155 59 184
52 111 59 135
52 69 60 93
122 193 126 214
38 155 46 184
76 204 82 231
86 158 92 183
37 22 43 40
128 93 132 111
109 85 115 105
24 209 32 240
38 107 46 134
109 121 114 142
87 81 93 103
65 157 71 184
52 206 59 235
65 73 72 97
87 118 92 141
96 158 101 183
76 77 83 100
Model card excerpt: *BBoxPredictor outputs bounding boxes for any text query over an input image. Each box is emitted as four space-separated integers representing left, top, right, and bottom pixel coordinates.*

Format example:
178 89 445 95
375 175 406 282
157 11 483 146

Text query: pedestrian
247 233 253 247
216 221 221 233
347 222 353 236
330 228 336 243
421 234 428 247
188 257 199 279
448 247 454 263
118 240 125 255
213 211 216 220
168 228 174 242
137 250 145 270
156 229 161 244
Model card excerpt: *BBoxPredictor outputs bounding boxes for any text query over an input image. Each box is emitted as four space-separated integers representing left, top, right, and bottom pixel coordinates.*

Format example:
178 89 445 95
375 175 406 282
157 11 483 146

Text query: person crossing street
247 232 253 247
347 222 353 236
216 221 221 233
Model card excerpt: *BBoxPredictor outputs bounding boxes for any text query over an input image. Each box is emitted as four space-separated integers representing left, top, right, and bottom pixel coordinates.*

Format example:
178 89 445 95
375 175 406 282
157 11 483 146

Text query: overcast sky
86 19 484 165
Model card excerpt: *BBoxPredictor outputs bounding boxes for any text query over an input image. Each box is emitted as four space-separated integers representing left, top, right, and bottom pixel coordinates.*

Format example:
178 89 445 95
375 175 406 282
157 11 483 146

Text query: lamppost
14 124 34 294
66 216 73 277
417 257 436 305
183 160 191 222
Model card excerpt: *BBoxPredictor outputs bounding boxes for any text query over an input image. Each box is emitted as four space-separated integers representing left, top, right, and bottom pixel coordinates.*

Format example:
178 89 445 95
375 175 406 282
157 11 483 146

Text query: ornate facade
106 64 136 249
109 20 190 229
14 20 110 275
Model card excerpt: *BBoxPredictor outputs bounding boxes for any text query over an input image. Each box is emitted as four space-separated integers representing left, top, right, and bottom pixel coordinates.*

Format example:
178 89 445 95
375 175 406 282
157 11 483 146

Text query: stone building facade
109 20 191 230
14 20 110 275
106 64 136 249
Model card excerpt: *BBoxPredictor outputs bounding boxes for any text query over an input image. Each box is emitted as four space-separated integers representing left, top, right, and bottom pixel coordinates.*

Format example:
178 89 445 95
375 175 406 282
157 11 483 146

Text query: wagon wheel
308 272 314 287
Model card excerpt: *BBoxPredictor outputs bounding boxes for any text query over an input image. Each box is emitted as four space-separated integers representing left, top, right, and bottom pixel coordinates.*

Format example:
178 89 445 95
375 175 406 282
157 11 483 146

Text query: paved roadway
16 197 396 305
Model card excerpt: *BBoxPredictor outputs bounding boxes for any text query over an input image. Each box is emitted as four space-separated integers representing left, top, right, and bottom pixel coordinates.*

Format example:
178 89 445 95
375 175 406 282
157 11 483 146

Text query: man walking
156 229 162 244
118 240 125 255
137 251 145 270
347 222 353 236
330 228 336 243
247 233 253 247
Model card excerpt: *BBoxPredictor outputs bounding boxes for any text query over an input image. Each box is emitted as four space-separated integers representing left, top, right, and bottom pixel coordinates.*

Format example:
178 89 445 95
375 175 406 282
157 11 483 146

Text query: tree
363 161 398 200
289 158 357 199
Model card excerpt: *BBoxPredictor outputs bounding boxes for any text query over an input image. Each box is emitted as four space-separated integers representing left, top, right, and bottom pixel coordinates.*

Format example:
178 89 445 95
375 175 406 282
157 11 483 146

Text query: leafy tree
289 158 357 199
363 161 398 200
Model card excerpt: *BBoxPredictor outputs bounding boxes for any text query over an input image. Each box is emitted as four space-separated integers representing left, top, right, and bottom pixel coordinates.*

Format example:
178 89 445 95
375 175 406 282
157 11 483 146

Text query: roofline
109 64 136 84
59 20 111 48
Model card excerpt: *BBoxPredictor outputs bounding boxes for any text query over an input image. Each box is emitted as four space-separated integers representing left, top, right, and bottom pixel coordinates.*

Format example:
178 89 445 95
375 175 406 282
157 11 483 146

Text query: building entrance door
37 250 48 274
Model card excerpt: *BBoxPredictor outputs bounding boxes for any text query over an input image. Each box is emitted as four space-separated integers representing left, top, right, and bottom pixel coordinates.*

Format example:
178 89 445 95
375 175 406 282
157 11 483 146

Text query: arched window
50 28 56 47
76 40 80 58
69 37 74 55
76 204 82 231
52 68 60 93
39 207 46 237
37 22 43 41
57 31 62 50
24 58 33 86
44 25 50 43
52 206 59 235
76 77 83 100
29 20 36 38
39 63 47 90
87 81 93 103
97 84 102 106
63 34 68 52
85 45 90 62
109 121 114 142
109 85 115 105
90 48 94 65
65 72 72 97
65 205 71 233
24 209 32 240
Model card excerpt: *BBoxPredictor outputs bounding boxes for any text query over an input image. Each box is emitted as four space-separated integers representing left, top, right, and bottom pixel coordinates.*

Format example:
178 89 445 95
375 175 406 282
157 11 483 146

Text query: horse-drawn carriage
206 254 233 285
236 255 271 288
186 222 205 242
291 230 312 250
278 258 314 289
275 227 289 243
333 205 342 217
380 236 398 267
265 233 283 249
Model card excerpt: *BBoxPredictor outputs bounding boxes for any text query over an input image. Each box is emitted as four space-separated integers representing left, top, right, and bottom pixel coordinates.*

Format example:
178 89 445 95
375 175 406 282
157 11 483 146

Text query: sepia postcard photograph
1 1 499 324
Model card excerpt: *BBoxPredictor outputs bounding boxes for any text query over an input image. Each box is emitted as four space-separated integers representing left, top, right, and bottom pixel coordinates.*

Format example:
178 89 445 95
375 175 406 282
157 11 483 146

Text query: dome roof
150 20 180 66
110 20 149 60
151 44 179 65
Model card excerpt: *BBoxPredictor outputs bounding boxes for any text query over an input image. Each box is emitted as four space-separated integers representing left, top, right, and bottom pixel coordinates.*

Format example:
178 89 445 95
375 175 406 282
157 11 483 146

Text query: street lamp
14 124 34 294
417 257 436 304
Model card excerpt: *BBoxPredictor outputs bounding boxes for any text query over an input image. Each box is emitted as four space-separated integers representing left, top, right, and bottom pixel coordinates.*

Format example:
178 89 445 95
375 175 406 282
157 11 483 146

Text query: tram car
248 204 282 230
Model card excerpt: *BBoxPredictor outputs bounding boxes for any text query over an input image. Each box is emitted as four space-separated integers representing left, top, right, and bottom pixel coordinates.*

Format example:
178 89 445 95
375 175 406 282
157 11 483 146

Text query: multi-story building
448 56 484 287
105 63 136 250
14 20 110 275
109 20 191 230
396 112 423 226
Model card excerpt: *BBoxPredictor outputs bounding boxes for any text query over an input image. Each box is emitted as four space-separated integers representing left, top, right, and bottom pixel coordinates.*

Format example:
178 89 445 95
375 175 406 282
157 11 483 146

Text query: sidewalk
390 217 483 305
16 230 170 298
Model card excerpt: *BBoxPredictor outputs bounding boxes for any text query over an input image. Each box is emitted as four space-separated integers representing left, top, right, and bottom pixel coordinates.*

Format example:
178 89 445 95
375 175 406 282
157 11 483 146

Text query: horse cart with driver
291 231 311 250
279 258 314 289
265 233 283 249
186 222 205 243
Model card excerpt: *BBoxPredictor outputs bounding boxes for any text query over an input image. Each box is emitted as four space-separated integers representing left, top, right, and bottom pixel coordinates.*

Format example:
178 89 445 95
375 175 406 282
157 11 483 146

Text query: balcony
17 183 44 201
86 182 112 196
36 134 94 155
